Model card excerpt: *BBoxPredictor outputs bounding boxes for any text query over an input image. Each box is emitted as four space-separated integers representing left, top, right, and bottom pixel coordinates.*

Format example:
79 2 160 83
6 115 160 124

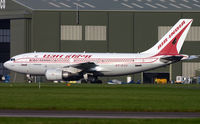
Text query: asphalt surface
0 110 200 118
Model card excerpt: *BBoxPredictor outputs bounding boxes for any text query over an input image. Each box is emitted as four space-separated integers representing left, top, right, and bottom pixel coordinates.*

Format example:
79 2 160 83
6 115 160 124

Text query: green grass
0 83 200 112
0 118 200 124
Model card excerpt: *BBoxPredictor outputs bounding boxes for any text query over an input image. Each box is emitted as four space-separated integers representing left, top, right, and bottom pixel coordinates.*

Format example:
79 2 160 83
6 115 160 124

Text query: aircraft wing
63 62 99 73
70 62 97 71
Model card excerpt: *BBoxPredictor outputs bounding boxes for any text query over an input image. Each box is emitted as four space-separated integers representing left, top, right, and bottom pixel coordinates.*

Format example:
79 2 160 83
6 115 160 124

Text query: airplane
4 19 193 83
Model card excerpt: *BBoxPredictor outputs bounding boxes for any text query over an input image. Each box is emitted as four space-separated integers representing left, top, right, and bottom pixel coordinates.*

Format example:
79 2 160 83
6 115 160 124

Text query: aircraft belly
11 63 28 74
99 63 165 76
26 64 45 75
27 63 71 75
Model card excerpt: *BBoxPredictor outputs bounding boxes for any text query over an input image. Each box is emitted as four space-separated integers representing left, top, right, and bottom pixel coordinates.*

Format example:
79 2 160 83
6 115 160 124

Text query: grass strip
0 83 200 112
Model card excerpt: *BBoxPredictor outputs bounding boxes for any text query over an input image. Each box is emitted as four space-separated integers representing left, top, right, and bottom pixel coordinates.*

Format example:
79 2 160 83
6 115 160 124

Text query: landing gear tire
81 79 87 84
88 76 96 83
88 76 102 84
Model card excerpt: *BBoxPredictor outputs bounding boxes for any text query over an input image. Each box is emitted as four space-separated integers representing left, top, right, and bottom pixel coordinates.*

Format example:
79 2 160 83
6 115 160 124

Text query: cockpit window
10 58 15 61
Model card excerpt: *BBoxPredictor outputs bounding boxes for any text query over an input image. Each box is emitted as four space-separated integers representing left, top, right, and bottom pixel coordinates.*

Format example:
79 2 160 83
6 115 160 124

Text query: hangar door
0 19 10 76
182 62 200 77
143 72 169 84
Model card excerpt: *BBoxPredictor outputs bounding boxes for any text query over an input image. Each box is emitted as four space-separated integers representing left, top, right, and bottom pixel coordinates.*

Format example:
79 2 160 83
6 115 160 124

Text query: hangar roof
12 0 200 11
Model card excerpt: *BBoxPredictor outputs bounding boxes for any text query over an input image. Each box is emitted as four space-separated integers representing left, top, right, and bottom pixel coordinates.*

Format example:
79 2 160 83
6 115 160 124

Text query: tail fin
142 19 193 56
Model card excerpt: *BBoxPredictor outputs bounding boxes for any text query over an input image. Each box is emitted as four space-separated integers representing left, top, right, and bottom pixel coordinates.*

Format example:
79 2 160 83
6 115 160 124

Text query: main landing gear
81 74 102 84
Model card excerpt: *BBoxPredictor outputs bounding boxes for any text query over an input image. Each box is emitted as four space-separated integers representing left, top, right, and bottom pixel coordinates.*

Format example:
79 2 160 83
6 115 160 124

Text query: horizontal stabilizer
160 56 184 63
183 55 199 60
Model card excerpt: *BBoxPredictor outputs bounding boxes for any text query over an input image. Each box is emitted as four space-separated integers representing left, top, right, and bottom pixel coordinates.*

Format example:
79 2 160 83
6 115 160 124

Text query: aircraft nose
3 61 10 69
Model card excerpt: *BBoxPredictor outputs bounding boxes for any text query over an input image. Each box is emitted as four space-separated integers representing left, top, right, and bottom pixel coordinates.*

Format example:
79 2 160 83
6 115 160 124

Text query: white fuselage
4 52 168 76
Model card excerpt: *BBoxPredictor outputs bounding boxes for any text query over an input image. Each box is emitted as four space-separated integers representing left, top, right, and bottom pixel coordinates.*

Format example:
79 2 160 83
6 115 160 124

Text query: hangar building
1 0 200 83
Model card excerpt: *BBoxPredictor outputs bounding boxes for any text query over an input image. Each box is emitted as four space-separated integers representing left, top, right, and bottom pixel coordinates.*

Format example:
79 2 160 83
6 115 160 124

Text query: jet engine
45 69 82 81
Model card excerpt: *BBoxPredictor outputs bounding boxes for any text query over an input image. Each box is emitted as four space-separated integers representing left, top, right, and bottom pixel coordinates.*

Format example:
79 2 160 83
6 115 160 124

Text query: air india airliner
4 19 193 83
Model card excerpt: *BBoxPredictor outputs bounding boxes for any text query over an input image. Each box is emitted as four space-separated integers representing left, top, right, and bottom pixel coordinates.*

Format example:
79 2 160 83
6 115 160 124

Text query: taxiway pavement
0 110 200 118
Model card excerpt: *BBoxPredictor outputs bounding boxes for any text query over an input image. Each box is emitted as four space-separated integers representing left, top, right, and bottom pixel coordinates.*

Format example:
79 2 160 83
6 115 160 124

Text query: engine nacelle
45 69 63 81
45 69 81 81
